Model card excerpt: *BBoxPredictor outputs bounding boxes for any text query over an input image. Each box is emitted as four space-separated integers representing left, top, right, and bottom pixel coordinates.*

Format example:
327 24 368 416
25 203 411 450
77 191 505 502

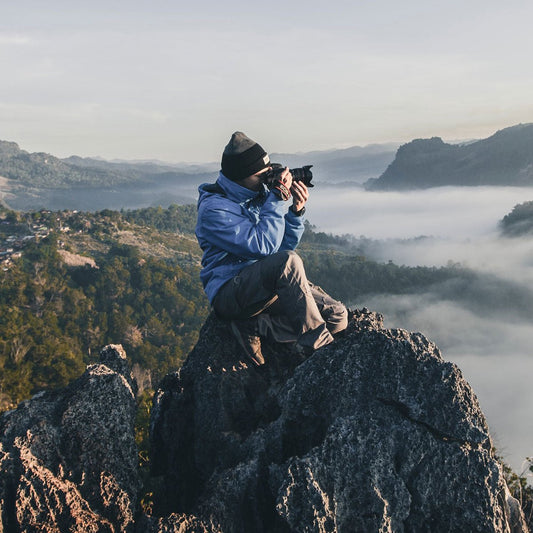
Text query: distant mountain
0 139 399 211
365 124 533 190
60 142 400 186
0 139 398 191
0 141 215 210
0 140 213 190
0 140 133 188
62 155 219 177
271 142 399 184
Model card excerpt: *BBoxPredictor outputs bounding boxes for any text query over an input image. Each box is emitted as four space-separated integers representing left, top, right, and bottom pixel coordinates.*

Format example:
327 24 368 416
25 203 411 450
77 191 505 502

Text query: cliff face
365 123 533 190
150 310 527 532
0 313 528 532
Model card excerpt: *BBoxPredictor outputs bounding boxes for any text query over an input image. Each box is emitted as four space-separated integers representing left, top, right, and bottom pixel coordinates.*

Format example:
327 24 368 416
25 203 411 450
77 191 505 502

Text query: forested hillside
1 204 510 414
0 140 211 206
0 140 132 188
0 207 207 411
500 200 533 236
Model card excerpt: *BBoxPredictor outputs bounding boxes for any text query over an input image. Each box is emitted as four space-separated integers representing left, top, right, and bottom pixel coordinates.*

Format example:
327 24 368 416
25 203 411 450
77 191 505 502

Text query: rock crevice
377 396 472 445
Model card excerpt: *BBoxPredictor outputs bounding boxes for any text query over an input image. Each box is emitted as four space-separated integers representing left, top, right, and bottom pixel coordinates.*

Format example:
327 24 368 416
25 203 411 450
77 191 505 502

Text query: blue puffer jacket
195 172 305 304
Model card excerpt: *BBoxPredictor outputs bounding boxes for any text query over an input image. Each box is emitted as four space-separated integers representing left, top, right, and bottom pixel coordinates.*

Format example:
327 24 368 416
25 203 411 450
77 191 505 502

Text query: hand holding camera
291 180 309 213
270 167 292 201
263 163 313 202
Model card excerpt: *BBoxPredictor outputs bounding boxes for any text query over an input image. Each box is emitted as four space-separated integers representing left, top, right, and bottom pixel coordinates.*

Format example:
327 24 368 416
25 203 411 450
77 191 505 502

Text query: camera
262 163 314 188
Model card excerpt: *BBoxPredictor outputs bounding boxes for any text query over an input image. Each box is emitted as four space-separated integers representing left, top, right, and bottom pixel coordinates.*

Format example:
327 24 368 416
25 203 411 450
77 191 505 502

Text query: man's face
240 167 271 191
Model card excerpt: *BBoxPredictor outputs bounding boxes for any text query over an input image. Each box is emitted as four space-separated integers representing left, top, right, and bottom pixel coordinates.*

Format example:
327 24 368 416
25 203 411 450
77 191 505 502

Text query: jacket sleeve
280 209 305 251
198 192 290 259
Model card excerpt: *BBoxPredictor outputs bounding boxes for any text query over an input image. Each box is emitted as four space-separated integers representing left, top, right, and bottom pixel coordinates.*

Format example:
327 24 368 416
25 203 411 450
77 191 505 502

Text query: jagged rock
0 344 140 533
0 312 528 532
151 310 528 532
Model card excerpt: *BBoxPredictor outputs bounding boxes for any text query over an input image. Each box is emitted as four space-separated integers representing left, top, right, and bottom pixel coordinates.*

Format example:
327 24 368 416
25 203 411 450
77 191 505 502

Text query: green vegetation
0 204 499 412
500 200 533 237
0 206 208 412
300 250 473 302
121 204 198 235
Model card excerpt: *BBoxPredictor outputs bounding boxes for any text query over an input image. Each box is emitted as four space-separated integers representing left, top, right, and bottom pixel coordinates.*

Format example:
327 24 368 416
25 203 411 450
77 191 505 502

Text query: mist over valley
307 185 533 471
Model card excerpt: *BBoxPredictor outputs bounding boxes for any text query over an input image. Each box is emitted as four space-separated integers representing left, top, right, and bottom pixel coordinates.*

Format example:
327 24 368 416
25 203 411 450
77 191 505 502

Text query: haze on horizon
2 0 533 162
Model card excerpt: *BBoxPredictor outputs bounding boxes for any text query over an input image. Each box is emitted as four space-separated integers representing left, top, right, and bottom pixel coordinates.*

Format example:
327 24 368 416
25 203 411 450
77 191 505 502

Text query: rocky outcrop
0 345 140 532
0 313 528 532
151 310 528 532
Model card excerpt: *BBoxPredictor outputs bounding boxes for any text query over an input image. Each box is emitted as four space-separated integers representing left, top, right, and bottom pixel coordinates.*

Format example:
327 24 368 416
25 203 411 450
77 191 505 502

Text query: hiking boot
231 319 265 366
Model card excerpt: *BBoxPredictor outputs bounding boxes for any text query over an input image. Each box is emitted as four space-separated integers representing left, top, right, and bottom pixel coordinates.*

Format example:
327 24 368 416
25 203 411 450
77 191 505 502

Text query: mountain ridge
0 139 213 190
0 138 398 210
365 123 533 190
0 139 397 192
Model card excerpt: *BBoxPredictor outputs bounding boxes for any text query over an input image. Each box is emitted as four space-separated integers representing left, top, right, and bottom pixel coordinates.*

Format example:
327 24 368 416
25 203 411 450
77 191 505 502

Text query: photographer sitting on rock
195 131 348 365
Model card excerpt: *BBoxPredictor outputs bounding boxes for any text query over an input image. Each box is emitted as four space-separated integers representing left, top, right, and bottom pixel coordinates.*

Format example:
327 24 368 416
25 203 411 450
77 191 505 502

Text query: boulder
0 312 528 532
0 345 140 532
150 310 528 532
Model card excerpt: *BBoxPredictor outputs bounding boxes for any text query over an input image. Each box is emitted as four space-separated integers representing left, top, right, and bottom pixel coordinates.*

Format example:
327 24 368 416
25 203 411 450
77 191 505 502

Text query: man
195 132 347 365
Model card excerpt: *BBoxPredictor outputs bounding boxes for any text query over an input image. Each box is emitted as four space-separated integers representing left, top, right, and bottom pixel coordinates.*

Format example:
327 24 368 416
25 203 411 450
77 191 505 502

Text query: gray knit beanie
221 132 270 181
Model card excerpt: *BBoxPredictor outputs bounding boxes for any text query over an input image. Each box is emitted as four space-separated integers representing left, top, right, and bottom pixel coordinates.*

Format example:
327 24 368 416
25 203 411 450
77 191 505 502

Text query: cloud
308 186 532 238
453 353 533 474
0 33 32 45
355 293 533 358
308 186 533 472
308 186 533 282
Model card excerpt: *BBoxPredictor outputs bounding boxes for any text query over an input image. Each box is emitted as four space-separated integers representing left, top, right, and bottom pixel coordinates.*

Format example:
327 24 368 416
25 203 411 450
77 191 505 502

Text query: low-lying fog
308 186 533 473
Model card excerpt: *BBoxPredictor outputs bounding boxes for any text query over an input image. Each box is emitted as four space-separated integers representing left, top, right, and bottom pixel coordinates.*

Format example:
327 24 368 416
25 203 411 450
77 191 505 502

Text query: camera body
262 163 314 188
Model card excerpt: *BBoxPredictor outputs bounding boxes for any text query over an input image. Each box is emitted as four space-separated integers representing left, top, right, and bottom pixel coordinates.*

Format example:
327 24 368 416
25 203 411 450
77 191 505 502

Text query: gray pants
213 251 348 350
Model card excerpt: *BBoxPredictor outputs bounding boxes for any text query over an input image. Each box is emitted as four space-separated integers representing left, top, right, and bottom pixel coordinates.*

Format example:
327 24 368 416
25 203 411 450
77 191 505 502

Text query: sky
2 0 533 162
